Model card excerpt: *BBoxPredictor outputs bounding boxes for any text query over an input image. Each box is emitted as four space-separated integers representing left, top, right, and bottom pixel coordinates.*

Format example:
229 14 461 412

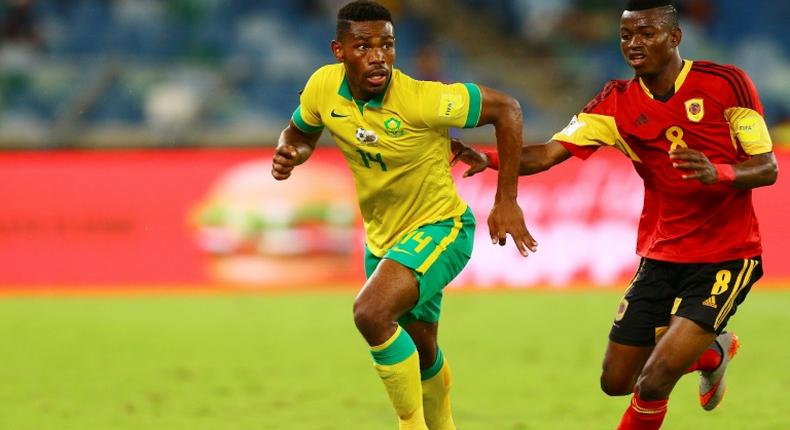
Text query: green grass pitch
1 289 788 429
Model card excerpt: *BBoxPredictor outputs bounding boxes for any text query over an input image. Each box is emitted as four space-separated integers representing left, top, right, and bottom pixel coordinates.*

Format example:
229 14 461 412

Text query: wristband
714 163 736 184
483 150 499 170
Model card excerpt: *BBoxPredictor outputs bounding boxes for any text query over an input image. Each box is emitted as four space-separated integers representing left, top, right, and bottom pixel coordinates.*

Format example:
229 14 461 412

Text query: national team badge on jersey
684 98 704 122
383 117 404 137
355 127 378 145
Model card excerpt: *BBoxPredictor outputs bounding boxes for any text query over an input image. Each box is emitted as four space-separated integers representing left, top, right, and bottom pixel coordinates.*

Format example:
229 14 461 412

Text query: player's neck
640 55 684 97
349 85 374 102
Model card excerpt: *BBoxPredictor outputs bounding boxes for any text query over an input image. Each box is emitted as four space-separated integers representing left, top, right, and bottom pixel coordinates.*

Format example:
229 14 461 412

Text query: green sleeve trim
291 106 324 133
420 348 444 380
370 328 417 365
463 83 482 128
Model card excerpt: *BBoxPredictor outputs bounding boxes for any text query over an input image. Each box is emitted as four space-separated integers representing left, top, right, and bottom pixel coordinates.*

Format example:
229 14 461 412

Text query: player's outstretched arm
475 85 536 256
450 138 490 177
271 121 322 181
670 149 778 188
516 140 573 175
451 139 572 177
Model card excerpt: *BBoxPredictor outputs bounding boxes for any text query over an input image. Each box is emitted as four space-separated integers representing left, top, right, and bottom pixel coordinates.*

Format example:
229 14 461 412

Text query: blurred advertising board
0 147 787 291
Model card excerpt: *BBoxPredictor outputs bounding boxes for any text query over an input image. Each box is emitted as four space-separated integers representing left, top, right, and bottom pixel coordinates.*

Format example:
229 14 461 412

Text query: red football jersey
552 60 773 263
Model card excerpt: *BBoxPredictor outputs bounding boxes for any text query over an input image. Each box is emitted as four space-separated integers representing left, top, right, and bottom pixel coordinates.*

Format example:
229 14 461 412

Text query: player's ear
670 26 682 48
331 40 344 63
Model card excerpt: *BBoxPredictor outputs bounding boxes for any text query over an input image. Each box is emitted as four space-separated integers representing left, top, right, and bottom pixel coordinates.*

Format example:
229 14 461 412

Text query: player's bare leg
354 259 428 430
600 331 727 397
403 321 438 370
638 317 716 399
601 343 653 396
405 321 456 430
617 316 716 429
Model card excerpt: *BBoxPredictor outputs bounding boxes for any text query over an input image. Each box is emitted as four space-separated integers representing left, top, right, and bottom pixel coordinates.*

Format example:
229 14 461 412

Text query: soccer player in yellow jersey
270 1 536 429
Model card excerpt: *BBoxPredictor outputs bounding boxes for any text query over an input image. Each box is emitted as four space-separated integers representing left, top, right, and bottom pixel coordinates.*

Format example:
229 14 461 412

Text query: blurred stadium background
1 1 788 429
2 0 790 146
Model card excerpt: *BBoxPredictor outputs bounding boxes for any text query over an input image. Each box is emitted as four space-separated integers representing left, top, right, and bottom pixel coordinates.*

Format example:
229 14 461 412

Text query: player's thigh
643 316 716 376
386 208 475 325
637 316 716 396
356 257 420 321
674 256 763 334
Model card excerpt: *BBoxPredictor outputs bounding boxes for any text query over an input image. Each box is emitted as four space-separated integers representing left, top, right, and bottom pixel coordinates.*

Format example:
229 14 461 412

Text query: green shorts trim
364 207 475 325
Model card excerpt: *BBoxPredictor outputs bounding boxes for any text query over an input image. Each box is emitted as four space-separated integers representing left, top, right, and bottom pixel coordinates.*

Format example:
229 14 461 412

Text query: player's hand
488 198 537 257
450 138 489 177
272 143 301 180
670 148 717 184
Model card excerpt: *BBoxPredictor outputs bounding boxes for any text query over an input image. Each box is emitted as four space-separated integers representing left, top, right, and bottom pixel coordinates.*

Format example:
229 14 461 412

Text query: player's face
619 9 680 77
332 20 395 101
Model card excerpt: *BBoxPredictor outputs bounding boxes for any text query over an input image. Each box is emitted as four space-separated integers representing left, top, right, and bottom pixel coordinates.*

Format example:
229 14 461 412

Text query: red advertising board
0 147 787 290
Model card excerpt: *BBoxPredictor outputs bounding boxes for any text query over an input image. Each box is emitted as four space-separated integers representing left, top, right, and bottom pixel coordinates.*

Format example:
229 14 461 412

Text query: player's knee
600 372 634 397
352 298 373 328
636 364 680 400
352 297 388 336
635 378 672 401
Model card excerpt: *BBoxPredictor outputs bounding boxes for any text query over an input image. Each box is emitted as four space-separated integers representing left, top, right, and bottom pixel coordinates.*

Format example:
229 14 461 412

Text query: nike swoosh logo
331 109 349 118
390 247 414 256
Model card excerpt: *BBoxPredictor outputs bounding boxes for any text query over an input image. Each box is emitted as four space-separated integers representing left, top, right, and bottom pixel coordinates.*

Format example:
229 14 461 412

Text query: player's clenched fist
271 143 301 180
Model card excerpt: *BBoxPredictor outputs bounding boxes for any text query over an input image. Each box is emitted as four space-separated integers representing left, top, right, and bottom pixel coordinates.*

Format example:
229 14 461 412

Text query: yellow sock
371 326 428 430
421 349 456 430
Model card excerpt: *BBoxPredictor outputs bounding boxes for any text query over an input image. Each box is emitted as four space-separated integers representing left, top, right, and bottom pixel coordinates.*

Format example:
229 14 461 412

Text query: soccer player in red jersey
451 0 778 428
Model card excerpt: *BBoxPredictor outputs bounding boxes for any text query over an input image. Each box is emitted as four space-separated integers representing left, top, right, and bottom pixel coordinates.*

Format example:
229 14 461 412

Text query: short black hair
624 0 674 10
336 1 392 39
624 0 679 28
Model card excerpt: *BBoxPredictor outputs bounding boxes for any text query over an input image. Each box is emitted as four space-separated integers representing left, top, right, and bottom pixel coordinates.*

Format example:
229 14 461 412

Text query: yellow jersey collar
639 59 693 99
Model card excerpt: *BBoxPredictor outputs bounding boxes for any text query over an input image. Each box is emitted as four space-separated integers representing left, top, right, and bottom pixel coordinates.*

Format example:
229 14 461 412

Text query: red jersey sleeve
692 62 762 111
693 62 773 155
558 140 598 159
551 80 640 162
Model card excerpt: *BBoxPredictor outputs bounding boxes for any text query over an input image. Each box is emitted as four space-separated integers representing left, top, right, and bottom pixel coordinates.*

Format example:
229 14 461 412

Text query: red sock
686 347 722 373
617 390 668 430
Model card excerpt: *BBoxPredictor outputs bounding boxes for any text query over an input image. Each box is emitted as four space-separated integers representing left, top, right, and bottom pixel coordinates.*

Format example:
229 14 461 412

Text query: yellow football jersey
292 63 481 256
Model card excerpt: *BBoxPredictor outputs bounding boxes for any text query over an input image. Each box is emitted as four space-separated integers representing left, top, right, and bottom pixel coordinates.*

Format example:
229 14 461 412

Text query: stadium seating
0 0 786 147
